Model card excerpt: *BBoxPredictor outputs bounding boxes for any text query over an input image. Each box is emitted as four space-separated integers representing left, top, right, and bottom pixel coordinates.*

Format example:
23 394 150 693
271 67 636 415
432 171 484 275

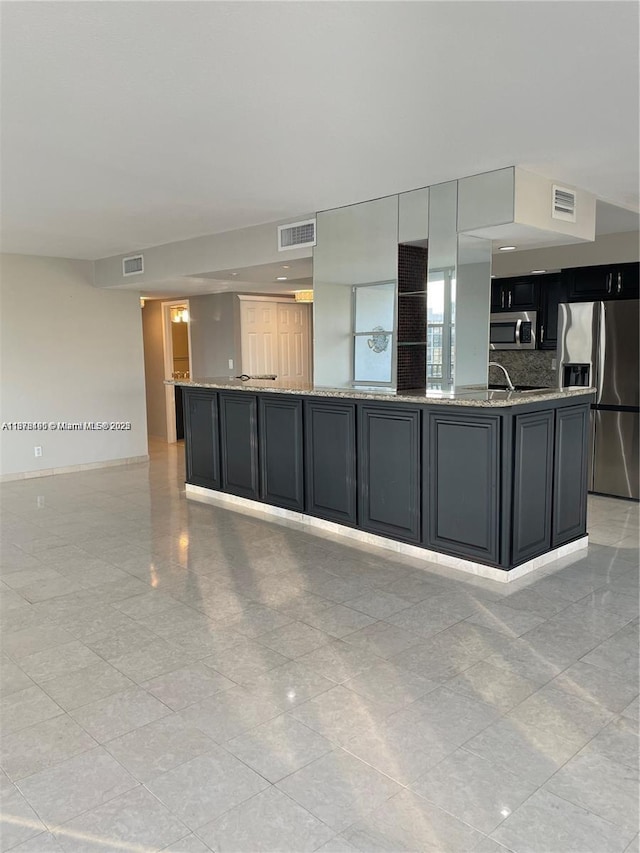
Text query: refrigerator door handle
596 302 606 403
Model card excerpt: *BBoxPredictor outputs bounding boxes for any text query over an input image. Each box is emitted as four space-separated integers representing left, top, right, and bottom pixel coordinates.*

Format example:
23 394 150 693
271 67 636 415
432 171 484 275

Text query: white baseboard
0 454 149 483
185 484 588 583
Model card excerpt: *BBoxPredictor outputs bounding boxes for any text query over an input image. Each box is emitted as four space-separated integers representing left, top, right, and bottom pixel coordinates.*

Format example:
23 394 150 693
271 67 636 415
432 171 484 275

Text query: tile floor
0 440 638 853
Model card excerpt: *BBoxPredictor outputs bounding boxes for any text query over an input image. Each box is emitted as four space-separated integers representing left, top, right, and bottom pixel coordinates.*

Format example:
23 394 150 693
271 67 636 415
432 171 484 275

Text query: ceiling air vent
122 254 144 276
278 219 316 251
552 186 577 223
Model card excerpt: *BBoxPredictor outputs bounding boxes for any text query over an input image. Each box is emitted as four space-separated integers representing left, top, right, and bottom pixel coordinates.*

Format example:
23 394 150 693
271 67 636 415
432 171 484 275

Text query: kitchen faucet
488 362 515 392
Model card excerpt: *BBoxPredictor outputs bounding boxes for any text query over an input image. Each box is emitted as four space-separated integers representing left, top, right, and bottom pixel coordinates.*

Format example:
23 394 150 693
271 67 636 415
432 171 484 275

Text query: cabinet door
508 278 538 311
358 405 420 542
491 280 506 312
512 411 554 564
425 411 500 564
259 397 304 511
567 265 616 301
552 404 589 546
184 390 220 490
491 277 538 312
219 393 259 500
538 273 568 350
305 400 357 525
175 386 185 441
614 263 639 299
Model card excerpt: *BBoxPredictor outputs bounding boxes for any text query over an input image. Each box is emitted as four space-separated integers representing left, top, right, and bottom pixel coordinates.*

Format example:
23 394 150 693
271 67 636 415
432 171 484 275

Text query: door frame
162 298 193 443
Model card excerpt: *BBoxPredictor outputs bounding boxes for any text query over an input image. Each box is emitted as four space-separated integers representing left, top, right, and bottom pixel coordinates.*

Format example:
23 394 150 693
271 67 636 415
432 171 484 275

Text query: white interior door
240 300 278 375
277 302 311 382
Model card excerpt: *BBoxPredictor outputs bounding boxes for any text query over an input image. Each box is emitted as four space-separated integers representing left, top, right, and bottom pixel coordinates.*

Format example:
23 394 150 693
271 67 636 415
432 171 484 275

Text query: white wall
0 254 148 477
188 292 239 377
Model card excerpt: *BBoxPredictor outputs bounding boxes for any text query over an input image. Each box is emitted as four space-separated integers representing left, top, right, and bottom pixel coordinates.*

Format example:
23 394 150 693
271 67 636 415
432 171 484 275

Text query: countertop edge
166 379 596 408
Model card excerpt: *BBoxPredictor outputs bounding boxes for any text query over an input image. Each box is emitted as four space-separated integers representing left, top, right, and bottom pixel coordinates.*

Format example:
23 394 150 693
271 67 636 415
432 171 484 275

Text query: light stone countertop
166 378 595 408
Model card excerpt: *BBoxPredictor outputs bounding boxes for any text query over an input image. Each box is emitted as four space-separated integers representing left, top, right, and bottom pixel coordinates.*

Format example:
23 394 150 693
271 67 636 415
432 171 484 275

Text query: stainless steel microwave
490 311 537 350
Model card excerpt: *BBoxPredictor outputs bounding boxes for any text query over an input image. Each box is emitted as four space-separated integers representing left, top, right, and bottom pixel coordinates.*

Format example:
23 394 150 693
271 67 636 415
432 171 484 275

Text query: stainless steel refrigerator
558 300 639 500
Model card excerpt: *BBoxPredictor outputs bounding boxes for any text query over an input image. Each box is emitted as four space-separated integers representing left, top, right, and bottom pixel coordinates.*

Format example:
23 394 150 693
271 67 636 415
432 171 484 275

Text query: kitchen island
170 378 595 581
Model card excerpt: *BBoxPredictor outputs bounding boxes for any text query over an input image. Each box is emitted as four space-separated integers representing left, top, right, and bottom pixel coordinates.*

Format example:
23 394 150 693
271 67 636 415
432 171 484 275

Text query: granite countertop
166 378 595 408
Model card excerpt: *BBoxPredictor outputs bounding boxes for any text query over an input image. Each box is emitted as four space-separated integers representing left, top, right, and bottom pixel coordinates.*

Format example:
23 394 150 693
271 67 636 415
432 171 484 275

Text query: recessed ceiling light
531 269 547 274
490 274 496 279
276 276 288 281
499 246 517 252
231 272 238 276
282 265 290 269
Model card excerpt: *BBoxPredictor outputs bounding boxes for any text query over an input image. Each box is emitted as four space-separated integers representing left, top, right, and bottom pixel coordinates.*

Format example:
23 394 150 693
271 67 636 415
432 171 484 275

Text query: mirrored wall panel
426 181 457 389
313 195 398 388
455 233 492 388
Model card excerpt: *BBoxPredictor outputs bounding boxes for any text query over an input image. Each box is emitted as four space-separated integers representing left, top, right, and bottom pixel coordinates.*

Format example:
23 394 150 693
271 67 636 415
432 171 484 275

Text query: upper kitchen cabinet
491 277 539 313
538 272 569 351
567 262 639 301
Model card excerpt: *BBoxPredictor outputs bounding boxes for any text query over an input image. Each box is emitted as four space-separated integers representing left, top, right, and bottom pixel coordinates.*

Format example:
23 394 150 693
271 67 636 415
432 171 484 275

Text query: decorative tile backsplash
489 350 557 388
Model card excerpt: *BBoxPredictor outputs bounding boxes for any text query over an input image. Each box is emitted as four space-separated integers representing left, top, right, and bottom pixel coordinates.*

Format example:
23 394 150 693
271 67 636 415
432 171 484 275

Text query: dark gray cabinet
511 410 554 563
305 399 357 525
259 396 304 511
183 390 220 489
426 411 500 564
180 384 593 573
219 392 259 500
553 403 589 546
358 405 420 542
175 385 185 441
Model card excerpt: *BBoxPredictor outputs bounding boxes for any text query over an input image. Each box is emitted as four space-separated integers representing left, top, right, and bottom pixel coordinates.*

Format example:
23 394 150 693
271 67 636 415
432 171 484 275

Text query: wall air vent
552 186 577 223
122 255 144 276
278 219 316 251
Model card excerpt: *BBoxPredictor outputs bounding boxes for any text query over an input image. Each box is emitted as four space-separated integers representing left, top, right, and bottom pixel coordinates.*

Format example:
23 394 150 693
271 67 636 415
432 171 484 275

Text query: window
352 282 395 386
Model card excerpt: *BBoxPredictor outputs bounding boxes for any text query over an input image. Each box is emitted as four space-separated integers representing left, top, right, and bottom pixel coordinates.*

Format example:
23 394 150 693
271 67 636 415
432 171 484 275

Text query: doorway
162 299 192 443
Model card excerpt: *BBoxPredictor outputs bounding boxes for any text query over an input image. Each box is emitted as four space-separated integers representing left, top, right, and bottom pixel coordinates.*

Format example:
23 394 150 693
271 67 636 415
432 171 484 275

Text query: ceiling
192 258 312 287
1 2 638 261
